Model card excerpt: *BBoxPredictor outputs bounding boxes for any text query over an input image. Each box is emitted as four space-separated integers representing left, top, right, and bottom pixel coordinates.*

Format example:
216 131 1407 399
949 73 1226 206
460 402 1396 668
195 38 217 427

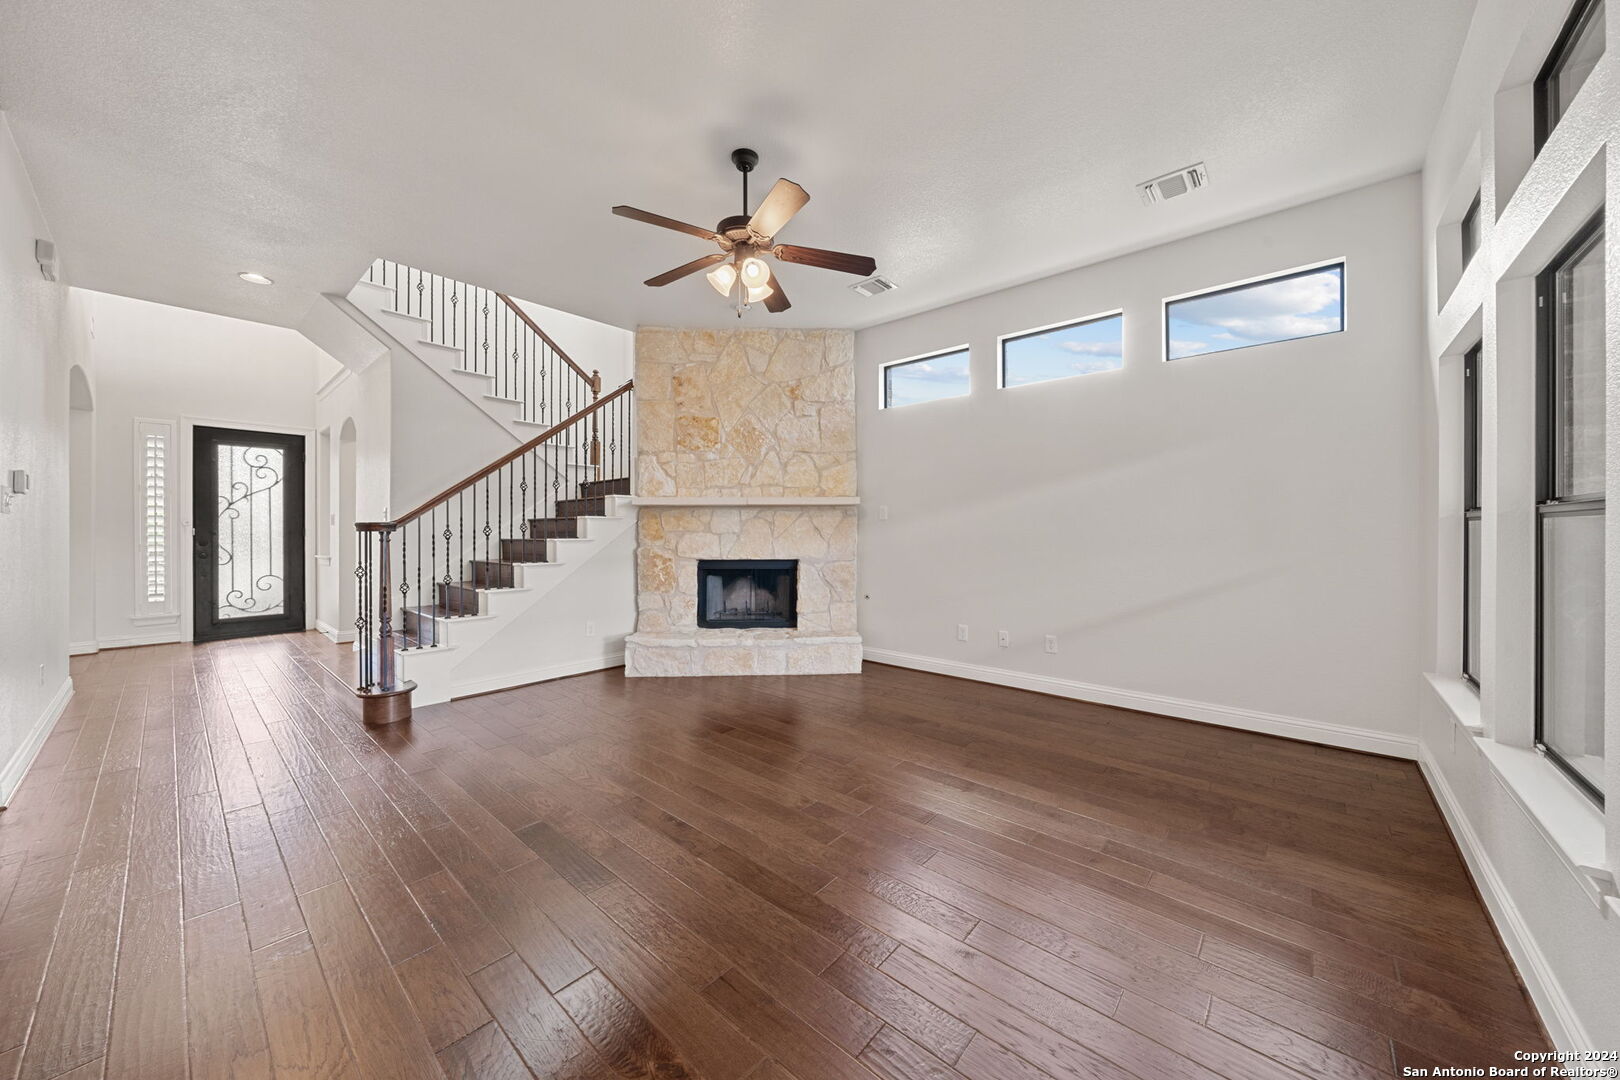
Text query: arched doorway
337 418 358 638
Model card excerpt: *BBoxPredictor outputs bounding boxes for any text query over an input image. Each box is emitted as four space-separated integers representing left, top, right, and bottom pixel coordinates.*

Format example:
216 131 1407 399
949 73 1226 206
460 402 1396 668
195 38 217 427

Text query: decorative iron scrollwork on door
215 443 286 619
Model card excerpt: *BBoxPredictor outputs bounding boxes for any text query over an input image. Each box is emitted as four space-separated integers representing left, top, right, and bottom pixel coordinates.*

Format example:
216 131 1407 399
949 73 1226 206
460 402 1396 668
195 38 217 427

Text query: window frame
1162 258 1347 363
1460 192 1482 271
1534 0 1605 153
1533 210 1605 804
996 309 1125 390
1462 341 1482 689
132 417 178 621
878 345 972 410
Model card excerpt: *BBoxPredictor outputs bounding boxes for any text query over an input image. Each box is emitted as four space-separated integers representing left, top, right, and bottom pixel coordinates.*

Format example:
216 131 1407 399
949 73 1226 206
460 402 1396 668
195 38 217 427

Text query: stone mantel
631 496 860 507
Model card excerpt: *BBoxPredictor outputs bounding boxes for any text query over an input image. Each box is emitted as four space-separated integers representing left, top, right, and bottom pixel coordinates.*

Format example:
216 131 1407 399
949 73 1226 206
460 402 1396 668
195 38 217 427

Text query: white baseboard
1418 744 1590 1051
861 647 1418 760
97 630 184 650
69 640 100 656
316 620 355 644
451 652 625 699
1 676 73 808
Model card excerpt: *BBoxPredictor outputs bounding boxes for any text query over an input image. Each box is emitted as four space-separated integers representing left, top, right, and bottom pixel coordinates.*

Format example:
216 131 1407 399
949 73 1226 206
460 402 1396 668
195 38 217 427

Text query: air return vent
850 276 897 297
1138 163 1208 205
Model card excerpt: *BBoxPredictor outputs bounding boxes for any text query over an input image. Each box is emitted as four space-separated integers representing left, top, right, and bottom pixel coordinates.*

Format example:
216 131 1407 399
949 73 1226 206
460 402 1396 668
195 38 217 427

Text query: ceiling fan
611 147 877 315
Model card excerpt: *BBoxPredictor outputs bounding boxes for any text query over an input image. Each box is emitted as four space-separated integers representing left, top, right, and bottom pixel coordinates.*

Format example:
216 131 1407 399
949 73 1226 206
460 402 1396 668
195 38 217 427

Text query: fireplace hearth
697 560 797 629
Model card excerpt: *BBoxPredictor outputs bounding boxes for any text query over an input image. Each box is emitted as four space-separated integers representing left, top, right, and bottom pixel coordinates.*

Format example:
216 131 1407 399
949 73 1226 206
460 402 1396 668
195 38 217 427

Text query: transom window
880 347 970 409
1535 0 1605 150
999 311 1124 389
1164 261 1345 361
1535 213 1604 802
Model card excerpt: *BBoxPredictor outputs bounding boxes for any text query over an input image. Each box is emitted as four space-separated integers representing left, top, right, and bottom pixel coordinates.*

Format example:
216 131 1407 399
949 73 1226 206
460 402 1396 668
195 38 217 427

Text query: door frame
180 416 316 644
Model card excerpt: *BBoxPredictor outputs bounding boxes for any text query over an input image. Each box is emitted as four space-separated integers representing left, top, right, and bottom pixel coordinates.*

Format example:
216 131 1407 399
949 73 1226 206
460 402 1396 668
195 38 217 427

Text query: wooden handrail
495 293 601 395
358 379 633 531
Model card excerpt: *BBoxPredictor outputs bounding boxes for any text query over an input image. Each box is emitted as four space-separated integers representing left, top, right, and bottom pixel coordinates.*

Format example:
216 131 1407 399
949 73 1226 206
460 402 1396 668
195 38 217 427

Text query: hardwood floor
0 632 1546 1079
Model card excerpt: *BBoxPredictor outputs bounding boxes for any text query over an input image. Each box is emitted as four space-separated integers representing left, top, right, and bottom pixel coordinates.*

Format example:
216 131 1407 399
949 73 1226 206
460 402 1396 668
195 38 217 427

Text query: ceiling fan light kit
612 147 877 316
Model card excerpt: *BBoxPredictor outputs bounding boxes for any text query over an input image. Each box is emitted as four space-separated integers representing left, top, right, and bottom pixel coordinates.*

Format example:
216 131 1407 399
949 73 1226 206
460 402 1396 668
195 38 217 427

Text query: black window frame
1533 210 1605 804
880 345 971 410
1163 260 1346 362
998 309 1125 390
1462 341 1482 689
1460 192 1482 271
1534 0 1605 153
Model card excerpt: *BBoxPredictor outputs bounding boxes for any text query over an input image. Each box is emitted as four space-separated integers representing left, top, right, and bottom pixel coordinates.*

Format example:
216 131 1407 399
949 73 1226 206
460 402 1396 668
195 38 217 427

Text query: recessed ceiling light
238 271 274 285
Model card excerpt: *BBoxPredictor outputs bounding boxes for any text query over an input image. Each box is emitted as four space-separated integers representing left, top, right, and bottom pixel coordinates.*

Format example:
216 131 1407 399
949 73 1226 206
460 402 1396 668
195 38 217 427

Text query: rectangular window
881 346 970 409
1536 213 1604 802
999 311 1124 389
133 418 177 619
1461 193 1482 271
1164 261 1345 361
1536 0 1605 151
1463 343 1482 687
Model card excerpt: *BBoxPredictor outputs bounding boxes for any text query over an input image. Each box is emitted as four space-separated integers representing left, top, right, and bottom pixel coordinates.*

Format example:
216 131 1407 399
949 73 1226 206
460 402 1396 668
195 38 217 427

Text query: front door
193 426 306 642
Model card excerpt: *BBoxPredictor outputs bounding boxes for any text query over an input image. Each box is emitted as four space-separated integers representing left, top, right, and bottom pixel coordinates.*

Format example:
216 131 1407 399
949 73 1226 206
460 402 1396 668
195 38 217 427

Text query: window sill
1426 673 1613 911
1424 672 1484 734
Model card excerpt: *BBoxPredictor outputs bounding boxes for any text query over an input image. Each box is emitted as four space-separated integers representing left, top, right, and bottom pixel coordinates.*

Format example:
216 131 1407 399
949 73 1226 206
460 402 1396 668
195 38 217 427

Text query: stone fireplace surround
624 327 861 677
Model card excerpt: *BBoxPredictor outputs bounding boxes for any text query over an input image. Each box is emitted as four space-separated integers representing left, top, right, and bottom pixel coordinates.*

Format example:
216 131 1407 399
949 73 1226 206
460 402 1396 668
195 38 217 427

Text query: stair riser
578 477 631 497
501 539 553 562
526 519 580 539
470 560 516 588
435 584 481 615
403 608 443 647
555 497 608 518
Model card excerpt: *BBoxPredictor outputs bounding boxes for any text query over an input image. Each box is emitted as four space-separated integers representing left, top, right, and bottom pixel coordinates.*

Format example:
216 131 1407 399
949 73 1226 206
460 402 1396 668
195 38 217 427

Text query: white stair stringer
345 279 534 442
397 495 635 705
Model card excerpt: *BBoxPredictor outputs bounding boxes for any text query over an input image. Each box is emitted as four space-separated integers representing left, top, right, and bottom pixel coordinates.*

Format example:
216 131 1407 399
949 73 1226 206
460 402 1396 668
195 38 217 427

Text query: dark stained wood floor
0 632 1547 1080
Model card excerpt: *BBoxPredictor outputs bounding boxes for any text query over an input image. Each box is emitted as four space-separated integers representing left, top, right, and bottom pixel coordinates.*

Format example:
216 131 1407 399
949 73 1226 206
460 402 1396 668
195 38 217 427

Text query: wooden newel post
358 523 414 727
589 371 603 467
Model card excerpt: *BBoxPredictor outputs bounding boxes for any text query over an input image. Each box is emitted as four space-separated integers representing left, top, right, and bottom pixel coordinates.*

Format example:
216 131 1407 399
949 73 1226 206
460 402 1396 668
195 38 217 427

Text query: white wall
855 175 1426 757
68 380 96 650
0 114 88 806
513 297 635 393
81 290 326 649
1417 0 1620 1050
313 360 392 640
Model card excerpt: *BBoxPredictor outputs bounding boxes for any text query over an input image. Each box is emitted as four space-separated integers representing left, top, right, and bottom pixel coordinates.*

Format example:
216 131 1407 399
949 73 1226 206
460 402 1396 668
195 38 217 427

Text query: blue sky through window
1167 264 1343 360
884 348 970 407
1001 313 1124 387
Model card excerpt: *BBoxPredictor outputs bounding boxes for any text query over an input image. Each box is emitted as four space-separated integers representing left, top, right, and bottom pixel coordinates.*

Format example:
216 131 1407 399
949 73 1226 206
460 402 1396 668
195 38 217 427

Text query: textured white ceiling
0 0 1476 332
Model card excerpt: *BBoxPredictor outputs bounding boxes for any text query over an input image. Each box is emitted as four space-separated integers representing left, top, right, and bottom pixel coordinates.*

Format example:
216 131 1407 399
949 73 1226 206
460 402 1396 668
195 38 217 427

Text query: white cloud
1056 340 1123 357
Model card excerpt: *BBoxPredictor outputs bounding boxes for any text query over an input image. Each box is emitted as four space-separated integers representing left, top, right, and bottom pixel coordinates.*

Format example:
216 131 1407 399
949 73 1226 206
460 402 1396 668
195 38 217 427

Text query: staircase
344 263 637 721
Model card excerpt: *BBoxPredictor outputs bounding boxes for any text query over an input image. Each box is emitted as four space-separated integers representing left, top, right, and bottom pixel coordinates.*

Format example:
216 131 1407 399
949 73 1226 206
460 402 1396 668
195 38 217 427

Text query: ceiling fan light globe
739 256 770 287
707 263 737 297
745 283 774 303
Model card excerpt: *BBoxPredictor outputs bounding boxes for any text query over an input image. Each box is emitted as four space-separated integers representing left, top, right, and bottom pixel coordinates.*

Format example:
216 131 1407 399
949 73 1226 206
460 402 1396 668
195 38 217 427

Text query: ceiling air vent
850 276 897 297
1138 163 1208 205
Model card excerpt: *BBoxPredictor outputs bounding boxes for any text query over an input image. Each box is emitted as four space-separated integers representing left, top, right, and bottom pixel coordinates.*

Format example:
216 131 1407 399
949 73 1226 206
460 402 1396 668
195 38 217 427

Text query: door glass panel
215 442 287 619
1465 516 1482 683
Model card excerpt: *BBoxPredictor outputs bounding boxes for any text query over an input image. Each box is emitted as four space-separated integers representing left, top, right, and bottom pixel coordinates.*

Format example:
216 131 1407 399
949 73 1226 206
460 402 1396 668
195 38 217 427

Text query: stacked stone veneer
625 327 861 677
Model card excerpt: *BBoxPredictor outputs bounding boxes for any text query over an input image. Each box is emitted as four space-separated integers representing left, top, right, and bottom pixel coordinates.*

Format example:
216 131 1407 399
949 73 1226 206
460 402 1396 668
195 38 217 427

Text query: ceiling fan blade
747 179 809 239
612 205 720 242
763 270 791 313
771 244 877 278
643 252 726 287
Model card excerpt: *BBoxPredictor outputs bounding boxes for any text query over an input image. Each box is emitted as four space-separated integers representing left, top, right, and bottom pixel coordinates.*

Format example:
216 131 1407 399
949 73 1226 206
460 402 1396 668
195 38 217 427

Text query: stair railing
353 379 634 720
365 259 601 426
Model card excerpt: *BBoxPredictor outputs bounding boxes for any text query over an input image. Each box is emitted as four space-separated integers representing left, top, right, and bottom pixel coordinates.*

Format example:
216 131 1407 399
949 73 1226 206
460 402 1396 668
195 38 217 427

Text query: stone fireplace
624 327 861 677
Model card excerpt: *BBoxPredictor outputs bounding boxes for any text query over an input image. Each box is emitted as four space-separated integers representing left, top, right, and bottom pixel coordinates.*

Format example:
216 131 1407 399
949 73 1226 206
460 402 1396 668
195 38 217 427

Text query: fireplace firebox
696 559 798 629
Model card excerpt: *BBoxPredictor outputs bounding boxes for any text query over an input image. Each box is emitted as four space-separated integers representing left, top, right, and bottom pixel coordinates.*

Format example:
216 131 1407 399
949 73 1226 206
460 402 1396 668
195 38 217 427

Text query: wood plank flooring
0 632 1547 1079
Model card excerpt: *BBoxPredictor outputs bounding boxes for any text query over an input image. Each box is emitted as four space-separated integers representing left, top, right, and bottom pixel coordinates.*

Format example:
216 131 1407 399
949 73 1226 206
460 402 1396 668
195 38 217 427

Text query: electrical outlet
1044 634 1058 654
956 624 969 642
879 505 890 520
997 630 1010 648
584 620 597 637
38 663 45 685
